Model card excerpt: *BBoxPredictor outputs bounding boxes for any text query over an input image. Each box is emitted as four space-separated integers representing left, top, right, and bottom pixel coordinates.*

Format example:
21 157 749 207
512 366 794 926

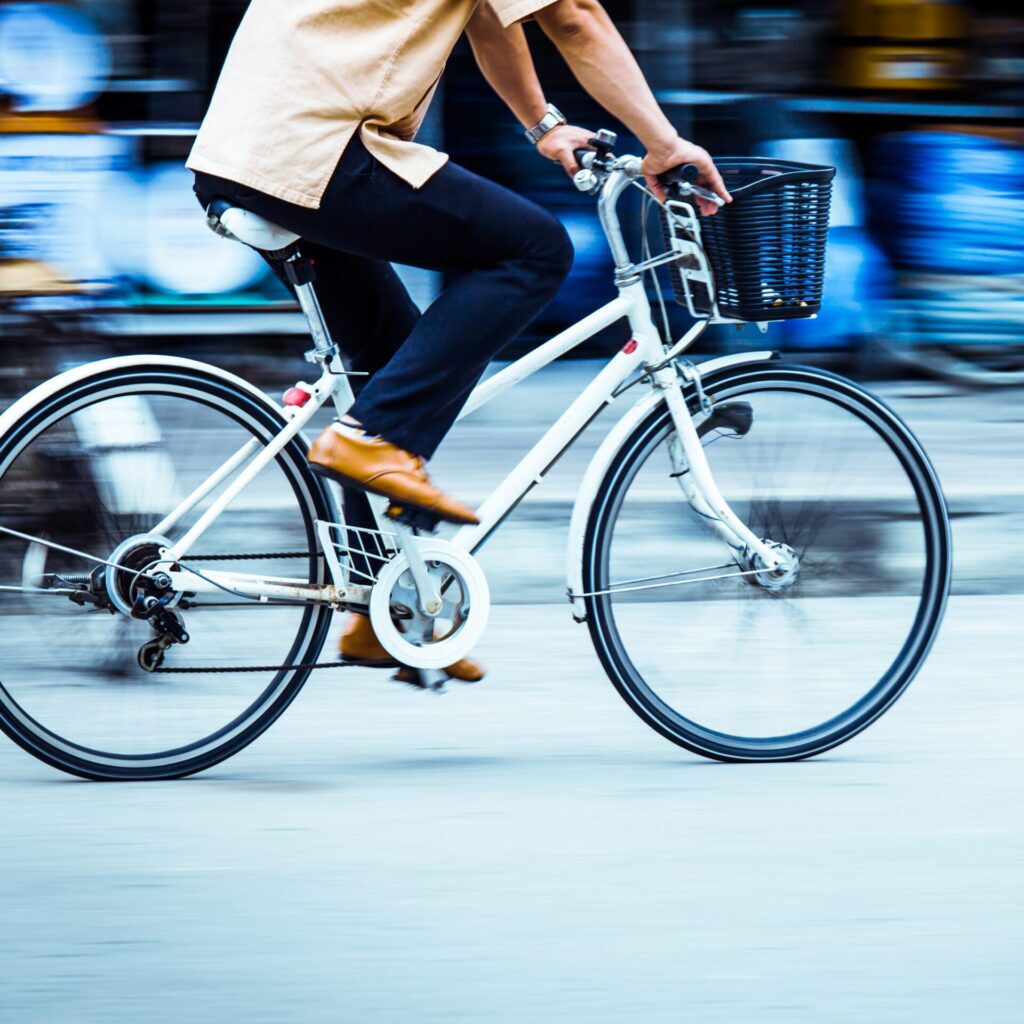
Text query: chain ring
368 539 489 670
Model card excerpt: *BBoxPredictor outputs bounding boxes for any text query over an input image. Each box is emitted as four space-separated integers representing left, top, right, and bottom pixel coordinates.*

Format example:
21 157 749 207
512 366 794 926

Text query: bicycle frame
155 160 785 606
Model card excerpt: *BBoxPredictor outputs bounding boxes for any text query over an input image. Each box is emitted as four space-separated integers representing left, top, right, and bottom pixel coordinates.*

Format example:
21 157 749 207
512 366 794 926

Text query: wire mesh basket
661 158 835 321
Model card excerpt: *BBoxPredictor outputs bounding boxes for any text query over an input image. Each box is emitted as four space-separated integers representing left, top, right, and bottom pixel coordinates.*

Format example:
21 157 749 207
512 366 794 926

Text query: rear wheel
0 362 335 780
582 363 951 762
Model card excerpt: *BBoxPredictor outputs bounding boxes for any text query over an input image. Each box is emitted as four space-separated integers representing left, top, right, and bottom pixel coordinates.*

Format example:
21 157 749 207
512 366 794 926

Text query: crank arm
389 522 443 617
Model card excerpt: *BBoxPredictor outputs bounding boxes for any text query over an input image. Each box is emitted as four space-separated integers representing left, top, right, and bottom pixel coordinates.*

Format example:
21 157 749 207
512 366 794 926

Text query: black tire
0 363 337 780
582 362 952 762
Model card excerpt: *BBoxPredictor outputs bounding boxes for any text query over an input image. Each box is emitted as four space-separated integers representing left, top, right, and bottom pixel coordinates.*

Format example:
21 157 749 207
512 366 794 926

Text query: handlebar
573 147 724 209
573 147 595 169
660 163 700 186
569 133 728 272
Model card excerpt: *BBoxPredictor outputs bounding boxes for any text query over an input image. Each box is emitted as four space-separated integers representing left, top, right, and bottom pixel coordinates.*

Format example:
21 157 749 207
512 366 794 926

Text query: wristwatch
525 103 567 145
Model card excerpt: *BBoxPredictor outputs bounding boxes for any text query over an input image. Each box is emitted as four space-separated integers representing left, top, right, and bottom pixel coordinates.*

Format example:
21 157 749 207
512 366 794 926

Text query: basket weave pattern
666 159 835 322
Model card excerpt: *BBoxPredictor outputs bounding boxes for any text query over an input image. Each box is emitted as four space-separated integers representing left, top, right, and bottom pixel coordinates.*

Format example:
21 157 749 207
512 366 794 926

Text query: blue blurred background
0 0 1021 381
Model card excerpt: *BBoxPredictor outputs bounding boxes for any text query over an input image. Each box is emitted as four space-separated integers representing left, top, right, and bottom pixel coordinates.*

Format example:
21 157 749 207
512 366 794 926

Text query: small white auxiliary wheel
368 539 490 671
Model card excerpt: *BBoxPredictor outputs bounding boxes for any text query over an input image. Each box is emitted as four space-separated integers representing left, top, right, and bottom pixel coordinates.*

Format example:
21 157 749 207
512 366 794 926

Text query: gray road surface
0 363 1022 1021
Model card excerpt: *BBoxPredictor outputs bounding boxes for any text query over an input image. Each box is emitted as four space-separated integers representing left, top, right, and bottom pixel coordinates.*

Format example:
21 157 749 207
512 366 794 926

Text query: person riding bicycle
189 0 730 683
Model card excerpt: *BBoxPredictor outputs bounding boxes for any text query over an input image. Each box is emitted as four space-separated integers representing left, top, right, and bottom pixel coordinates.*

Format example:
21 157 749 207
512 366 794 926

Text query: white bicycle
0 135 951 780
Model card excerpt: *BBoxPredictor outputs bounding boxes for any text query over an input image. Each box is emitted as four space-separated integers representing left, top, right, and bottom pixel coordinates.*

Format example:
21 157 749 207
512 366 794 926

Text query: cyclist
189 0 730 682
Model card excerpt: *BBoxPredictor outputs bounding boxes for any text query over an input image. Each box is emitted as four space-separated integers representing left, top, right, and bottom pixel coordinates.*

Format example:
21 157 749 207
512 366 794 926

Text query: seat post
282 250 356 412
283 252 334 358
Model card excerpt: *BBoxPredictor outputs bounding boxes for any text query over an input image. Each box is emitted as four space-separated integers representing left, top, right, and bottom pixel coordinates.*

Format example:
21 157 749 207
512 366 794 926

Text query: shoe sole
393 668 486 685
308 461 479 527
341 656 401 669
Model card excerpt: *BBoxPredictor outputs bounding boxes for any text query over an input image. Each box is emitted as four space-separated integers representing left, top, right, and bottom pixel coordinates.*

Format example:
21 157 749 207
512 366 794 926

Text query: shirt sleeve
487 0 561 29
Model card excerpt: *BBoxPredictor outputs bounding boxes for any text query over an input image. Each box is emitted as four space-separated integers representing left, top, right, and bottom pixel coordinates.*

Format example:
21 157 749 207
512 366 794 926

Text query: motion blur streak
0 1 1022 1021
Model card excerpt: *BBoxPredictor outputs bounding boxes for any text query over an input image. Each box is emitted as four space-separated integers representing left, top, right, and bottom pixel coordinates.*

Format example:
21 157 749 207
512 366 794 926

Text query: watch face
0 2 111 113
529 107 565 142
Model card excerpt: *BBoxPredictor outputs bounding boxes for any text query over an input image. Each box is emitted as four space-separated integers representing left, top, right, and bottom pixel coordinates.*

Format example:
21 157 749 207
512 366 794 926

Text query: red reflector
623 339 639 354
283 387 312 407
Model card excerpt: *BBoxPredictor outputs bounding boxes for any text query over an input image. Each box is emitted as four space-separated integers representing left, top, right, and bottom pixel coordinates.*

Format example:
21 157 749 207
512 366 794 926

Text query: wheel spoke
0 523 160 580
0 583 80 596
578 565 770 598
0 370 333 778
584 367 949 760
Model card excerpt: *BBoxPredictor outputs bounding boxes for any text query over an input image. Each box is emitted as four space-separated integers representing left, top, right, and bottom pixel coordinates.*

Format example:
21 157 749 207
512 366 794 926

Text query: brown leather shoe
339 612 486 683
308 425 479 526
338 610 397 666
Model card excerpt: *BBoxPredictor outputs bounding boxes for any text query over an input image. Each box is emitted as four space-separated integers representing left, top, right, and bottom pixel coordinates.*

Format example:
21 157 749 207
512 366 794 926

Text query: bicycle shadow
25 749 871 789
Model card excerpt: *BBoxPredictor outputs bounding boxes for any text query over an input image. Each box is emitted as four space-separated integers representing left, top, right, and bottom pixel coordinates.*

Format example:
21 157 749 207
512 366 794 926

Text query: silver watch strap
525 103 567 145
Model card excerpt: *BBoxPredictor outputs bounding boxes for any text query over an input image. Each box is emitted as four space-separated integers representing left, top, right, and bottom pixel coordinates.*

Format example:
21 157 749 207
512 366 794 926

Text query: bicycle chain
152 550 347 673
153 660 354 674
183 551 311 562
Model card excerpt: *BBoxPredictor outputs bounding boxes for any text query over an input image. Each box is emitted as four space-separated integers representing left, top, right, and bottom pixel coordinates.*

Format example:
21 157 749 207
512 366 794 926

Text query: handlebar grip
659 162 700 186
574 149 595 170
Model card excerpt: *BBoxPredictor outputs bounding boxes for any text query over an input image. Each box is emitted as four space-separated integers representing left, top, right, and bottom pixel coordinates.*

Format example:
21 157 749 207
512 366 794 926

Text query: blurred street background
0 0 1021 378
0 1 1022 1021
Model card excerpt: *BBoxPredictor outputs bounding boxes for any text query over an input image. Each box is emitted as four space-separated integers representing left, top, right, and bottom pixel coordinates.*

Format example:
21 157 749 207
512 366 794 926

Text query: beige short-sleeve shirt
187 0 559 210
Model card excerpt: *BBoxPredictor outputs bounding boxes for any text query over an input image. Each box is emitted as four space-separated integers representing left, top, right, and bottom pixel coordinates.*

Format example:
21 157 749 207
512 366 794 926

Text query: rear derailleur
56 562 189 672
131 577 190 673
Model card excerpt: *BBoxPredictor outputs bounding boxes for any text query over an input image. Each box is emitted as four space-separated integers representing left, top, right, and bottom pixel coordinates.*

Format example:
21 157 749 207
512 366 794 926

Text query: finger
702 163 732 203
572 142 595 172
569 143 593 174
645 174 666 203
561 152 579 177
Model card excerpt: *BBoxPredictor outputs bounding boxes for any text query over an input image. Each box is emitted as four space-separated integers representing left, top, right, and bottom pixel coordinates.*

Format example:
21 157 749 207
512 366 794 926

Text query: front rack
659 197 720 320
316 519 399 592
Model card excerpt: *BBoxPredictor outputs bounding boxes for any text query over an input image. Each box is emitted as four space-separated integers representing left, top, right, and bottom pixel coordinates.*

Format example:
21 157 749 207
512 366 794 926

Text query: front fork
655 364 784 571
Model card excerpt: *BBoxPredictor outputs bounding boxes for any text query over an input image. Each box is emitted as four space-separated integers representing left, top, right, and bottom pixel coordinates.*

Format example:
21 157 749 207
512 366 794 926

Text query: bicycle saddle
205 198 301 254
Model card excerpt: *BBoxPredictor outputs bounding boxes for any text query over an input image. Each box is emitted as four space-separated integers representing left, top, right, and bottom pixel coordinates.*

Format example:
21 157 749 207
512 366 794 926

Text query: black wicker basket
661 158 835 322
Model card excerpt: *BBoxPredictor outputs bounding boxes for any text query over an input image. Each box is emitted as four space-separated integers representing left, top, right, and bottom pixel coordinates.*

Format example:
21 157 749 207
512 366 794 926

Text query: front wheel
582 363 951 762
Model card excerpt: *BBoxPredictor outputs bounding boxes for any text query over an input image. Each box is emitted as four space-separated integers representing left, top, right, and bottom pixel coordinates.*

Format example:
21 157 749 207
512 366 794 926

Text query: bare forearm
466 5 547 129
534 0 675 154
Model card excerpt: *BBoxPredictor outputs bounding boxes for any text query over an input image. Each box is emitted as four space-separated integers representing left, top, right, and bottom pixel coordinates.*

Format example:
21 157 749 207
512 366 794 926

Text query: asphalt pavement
0 361 1022 1022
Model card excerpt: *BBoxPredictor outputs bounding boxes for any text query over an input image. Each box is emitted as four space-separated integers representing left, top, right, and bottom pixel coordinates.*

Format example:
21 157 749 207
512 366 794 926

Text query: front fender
565 349 776 622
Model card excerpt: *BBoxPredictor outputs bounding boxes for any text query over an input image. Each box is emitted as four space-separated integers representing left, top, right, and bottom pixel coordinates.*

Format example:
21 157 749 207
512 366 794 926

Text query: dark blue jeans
194 133 573 576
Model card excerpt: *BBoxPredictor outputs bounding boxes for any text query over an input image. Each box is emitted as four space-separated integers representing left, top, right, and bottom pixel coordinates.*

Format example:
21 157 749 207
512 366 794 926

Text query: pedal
390 668 448 693
385 503 441 533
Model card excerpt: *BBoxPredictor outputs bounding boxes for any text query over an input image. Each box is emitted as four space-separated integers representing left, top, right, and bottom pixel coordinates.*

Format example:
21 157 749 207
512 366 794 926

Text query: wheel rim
0 370 331 772
586 368 950 757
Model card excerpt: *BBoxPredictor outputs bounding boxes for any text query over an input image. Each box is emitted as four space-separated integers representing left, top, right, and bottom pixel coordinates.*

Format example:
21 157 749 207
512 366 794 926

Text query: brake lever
675 181 726 209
